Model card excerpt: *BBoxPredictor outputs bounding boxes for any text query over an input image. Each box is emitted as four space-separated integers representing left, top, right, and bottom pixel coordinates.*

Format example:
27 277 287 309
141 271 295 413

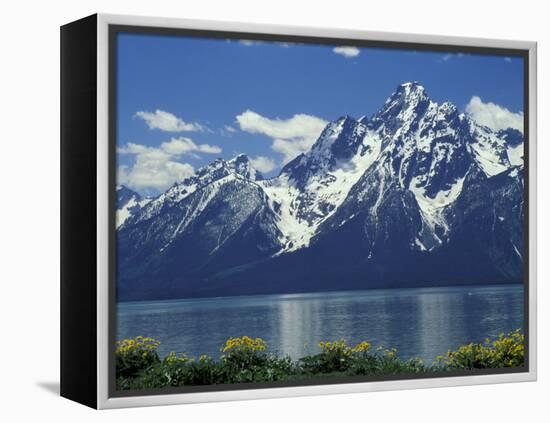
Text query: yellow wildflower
221 336 267 353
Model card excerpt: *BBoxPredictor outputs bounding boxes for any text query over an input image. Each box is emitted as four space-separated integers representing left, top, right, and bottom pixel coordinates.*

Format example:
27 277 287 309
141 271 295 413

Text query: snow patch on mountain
172 175 236 241
160 173 248 252
117 81 525 274
507 144 524 166
261 118 382 253
467 121 511 176
260 174 313 252
117 196 151 228
126 154 264 227
409 173 465 246
116 185 151 228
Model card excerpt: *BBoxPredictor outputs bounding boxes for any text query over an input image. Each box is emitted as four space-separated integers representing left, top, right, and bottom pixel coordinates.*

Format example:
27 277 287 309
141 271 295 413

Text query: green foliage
115 331 524 390
220 337 296 383
436 329 524 369
115 336 160 382
300 340 426 376
121 354 225 389
351 347 426 376
300 340 371 374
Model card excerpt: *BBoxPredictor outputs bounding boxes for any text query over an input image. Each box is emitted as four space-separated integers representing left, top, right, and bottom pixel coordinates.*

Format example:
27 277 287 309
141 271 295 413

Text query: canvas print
114 32 526 391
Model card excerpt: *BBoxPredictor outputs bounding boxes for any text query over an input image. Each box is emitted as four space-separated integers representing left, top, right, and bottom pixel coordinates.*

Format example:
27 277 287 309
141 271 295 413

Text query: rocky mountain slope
116 82 525 301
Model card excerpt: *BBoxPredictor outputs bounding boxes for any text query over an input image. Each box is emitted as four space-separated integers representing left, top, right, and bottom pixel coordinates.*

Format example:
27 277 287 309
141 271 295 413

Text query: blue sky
116 32 524 196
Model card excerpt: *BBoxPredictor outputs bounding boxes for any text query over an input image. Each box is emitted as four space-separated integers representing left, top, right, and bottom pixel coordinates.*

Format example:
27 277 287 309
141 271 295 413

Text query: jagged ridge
116 82 524 301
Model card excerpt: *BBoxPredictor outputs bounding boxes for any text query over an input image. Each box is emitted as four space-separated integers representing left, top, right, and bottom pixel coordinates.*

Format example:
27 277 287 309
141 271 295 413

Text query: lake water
117 284 524 363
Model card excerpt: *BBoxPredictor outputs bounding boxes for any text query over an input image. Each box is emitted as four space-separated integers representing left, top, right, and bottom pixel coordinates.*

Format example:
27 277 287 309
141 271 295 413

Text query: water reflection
117 285 524 362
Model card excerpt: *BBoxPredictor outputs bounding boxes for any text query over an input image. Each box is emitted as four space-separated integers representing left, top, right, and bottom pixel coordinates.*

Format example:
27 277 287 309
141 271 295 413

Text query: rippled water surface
117 284 524 362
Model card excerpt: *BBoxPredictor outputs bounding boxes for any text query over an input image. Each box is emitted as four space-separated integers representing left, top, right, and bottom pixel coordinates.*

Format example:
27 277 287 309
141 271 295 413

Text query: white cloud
466 96 524 133
239 40 262 46
117 142 151 155
117 146 194 192
271 138 317 164
160 137 222 155
250 156 277 173
118 137 222 192
440 52 465 63
504 57 512 63
332 46 360 58
236 110 327 163
238 40 296 48
135 109 203 132
224 125 237 133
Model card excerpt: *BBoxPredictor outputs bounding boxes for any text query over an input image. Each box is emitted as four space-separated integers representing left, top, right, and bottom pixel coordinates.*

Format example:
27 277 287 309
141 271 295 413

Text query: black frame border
60 14 98 409
107 23 531 399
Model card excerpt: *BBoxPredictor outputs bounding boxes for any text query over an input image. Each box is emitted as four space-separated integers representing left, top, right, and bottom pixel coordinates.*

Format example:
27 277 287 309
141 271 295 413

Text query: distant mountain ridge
116 186 151 228
116 82 524 301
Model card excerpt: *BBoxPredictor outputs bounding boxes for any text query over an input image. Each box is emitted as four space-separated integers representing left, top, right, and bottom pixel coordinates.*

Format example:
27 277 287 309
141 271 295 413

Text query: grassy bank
116 330 524 390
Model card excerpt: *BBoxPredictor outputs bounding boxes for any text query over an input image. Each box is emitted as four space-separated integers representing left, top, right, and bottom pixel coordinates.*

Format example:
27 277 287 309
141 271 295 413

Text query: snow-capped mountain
116 82 524 301
116 185 151 228
261 115 381 252
121 154 264 229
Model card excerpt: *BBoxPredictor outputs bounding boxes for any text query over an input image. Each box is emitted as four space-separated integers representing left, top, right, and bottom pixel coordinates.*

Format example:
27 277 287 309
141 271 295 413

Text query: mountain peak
440 101 457 113
372 81 431 130
228 153 263 181
379 82 428 106
399 81 424 89
191 154 262 181
229 153 250 163
116 185 140 201
117 81 524 299
392 81 428 101
336 114 354 123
